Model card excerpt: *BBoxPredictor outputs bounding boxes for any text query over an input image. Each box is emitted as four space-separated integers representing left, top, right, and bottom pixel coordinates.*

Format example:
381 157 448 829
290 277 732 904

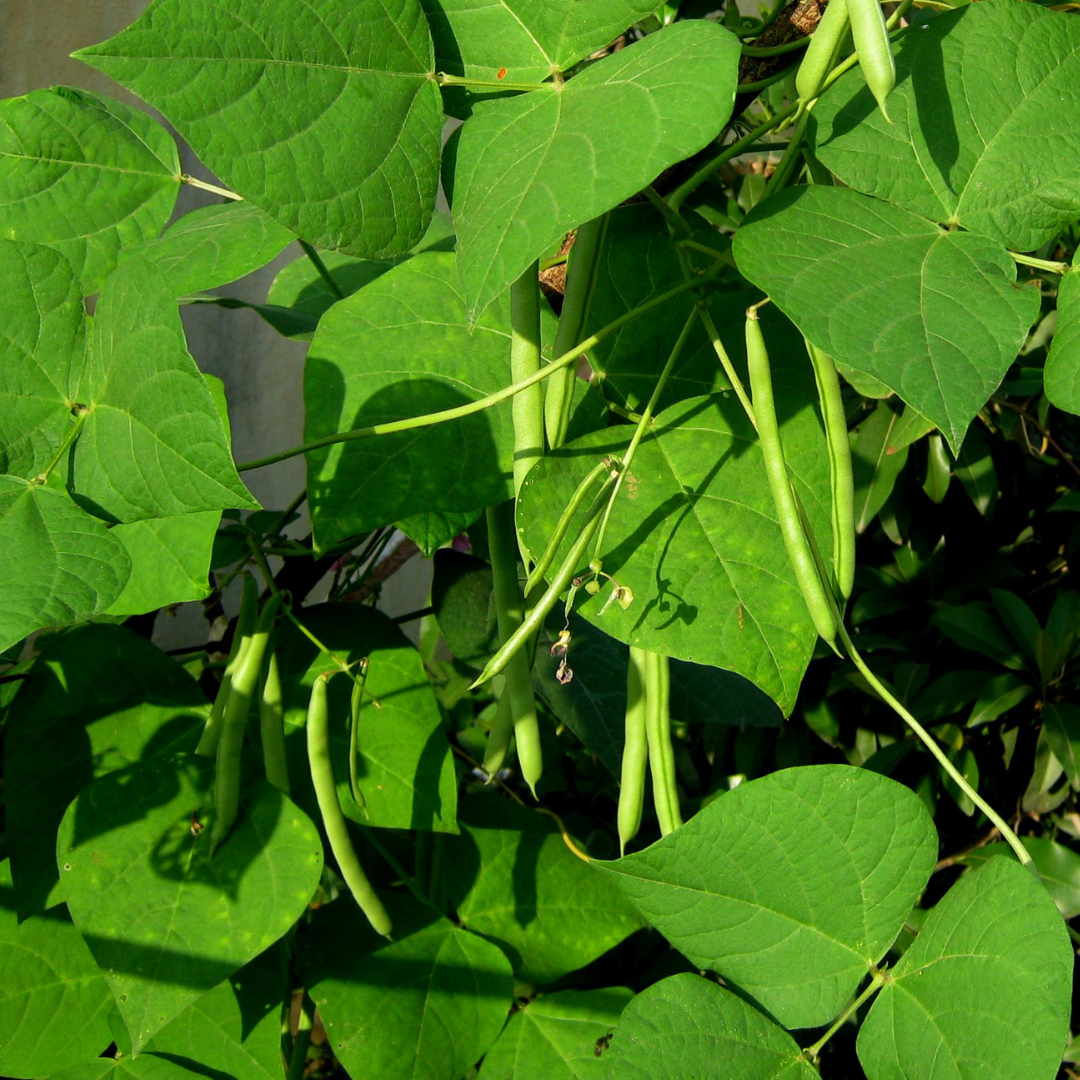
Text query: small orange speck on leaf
496 67 508 79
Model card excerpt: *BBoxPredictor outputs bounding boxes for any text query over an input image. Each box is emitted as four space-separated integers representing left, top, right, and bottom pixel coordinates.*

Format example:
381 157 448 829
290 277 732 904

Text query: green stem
737 63 802 97
760 109 811 201
803 968 886 1060
181 174 243 201
510 262 544 505
1010 252 1070 274
436 72 556 93
838 623 1034 869
736 0 790 38
668 102 800 212
31 407 87 487
697 305 757 429
642 186 692 240
546 216 608 449
236 269 721 473
591 311 696 568
741 36 813 57
286 990 314 1080
298 240 345 301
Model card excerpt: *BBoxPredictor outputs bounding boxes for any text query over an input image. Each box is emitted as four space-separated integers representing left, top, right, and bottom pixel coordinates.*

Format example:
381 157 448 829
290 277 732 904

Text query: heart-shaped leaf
74 0 442 258
0 87 179 291
0 863 113 1078
58 754 323 1053
305 251 529 546
300 896 514 1080
605 974 818 1079
518 379 833 715
1046 266 1080 415
810 2 1080 252
423 0 660 81
0 477 130 654
733 185 1039 451
454 20 741 316
857 857 1072 1080
444 796 643 983
596 765 937 1029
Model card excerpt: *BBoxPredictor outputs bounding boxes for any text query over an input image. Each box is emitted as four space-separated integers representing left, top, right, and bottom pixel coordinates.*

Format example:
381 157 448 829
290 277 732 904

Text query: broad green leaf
479 987 632 1080
954 425 997 516
0 477 130 655
106 511 220 616
603 974 817 1080
445 796 643 983
518 386 833 715
423 0 660 81
857 857 1072 1080
396 508 479 556
74 256 258 521
432 549 501 668
850 406 909 533
1042 703 1080 790
51 1056 208 1080
931 602 1027 670
966 672 1031 728
0 863 113 1078
733 185 1040 452
278 604 458 833
596 765 937 1029
0 241 84 477
304 252 520 546
58 754 323 1053
142 946 287 1080
989 588 1043 668
265 211 455 331
921 435 951 504
454 21 741 316
811 2 1080 251
584 205 757 413
122 203 294 297
5 625 207 916
0 86 179 291
300 896 514 1080
1046 267 1080 415
958 838 1080 919
75 0 443 258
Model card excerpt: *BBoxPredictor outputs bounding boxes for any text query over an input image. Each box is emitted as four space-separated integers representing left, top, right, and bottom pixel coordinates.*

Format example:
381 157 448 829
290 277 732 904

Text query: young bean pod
306 673 393 937
259 646 290 794
795 0 850 103
348 659 369 812
210 593 281 853
618 647 650 855
847 0 895 120
482 687 514 778
745 309 838 644
643 651 682 836
197 573 258 757
805 339 856 601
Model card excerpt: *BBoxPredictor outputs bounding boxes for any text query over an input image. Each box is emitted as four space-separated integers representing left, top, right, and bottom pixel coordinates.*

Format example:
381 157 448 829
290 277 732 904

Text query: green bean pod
259 646 290 794
486 502 543 798
847 0 895 120
795 0 850 102
210 594 281 852
805 339 855 601
306 674 393 937
196 573 258 757
643 651 682 836
745 310 837 644
348 659 369 812
618 647 650 855
482 687 514 778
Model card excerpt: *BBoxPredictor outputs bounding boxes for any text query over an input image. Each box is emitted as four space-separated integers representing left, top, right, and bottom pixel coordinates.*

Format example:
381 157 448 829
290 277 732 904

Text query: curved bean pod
847 0 895 120
618 647 650 855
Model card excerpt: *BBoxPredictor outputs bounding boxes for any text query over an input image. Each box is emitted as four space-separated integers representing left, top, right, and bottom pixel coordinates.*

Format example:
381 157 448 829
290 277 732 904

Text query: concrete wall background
1 1 432 646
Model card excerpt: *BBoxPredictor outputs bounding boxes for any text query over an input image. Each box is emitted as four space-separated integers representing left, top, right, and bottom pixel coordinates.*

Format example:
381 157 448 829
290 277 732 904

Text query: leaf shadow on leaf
906 23 958 197
306 362 507 543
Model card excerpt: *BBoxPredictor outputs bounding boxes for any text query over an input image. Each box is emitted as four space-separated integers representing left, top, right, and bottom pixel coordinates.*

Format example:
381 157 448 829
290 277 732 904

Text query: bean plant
1 0 1080 1077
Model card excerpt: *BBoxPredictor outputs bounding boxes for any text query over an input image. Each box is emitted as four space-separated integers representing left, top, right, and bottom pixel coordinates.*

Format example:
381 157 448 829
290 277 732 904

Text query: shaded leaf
857 857 1071 1080
301 896 513 1080
596 765 937 1029
454 21 741 316
0 477 130 655
396 507 480 557
445 796 643 984
4 625 206 916
954 425 997 515
0 86 179 291
811 2 1080 251
1046 267 1080 416
479 987 632 1080
58 754 323 1053
733 185 1040 451
1042 703 1080 790
75 0 443 258
0 863 113 1078
603 973 817 1079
